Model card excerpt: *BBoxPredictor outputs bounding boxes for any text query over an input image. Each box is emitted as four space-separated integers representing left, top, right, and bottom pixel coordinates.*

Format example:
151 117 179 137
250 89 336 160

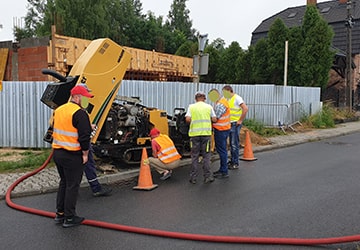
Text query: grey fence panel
119 80 198 116
0 82 52 148
291 86 320 115
0 81 321 148
247 103 289 127
119 82 321 127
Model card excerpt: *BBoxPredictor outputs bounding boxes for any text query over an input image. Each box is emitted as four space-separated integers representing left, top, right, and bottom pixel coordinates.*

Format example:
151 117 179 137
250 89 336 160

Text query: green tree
105 0 125 44
210 38 225 51
200 40 224 83
126 12 165 51
166 0 195 39
296 5 334 88
17 0 113 40
267 18 289 85
287 26 303 86
14 0 51 40
163 0 197 54
140 13 167 52
104 0 161 50
175 39 197 57
217 42 243 83
250 5 334 88
15 0 197 55
54 0 110 39
165 27 189 54
251 38 270 83
108 0 145 47
237 46 254 84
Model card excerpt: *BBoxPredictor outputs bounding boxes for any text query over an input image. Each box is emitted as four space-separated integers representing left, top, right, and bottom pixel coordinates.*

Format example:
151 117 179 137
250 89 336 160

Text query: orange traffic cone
240 130 257 161
133 148 158 191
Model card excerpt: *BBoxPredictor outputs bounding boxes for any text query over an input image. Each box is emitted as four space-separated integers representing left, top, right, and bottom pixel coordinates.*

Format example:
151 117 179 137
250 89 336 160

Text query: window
321 7 331 13
288 12 297 18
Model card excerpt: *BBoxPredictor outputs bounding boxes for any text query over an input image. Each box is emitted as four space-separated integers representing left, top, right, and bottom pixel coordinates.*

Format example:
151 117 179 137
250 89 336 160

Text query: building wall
17 46 49 81
2 43 50 81
323 54 360 107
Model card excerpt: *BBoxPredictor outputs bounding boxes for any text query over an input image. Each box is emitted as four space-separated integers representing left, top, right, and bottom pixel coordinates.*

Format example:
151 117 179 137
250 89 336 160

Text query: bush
308 104 335 128
302 103 358 129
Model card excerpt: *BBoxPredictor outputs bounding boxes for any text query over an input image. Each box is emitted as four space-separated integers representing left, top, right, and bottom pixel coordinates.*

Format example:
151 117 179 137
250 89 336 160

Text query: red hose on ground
5 152 360 246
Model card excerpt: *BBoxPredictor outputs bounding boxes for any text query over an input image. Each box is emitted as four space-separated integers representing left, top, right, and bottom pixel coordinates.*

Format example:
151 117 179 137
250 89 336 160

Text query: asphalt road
2 132 360 250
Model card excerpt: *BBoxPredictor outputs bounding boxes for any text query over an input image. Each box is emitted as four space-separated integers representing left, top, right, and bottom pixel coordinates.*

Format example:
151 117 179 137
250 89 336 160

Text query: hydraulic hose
5 150 55 219
6 152 360 246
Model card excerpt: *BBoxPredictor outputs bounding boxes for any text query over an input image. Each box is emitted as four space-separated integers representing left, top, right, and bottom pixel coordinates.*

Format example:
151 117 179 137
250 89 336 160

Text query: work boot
54 212 65 224
62 216 85 228
228 164 239 170
204 176 215 184
213 170 222 177
160 171 172 181
214 172 229 179
189 179 196 184
93 186 112 197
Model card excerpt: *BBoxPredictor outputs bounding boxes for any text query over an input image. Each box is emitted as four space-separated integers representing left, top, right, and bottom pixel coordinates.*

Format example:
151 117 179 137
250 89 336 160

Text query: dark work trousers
84 146 101 193
189 135 212 180
214 128 230 174
53 149 85 218
229 123 242 165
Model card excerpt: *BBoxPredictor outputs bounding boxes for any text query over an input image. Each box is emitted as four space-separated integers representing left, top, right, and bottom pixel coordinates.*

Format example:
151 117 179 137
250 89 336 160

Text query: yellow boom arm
69 38 131 142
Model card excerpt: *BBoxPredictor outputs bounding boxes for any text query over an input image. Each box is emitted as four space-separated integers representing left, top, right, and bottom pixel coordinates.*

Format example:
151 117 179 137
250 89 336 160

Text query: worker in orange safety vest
208 88 231 179
148 127 181 181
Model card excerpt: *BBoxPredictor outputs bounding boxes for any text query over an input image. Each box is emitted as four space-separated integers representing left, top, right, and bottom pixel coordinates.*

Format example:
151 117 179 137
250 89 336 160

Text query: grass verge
0 148 54 174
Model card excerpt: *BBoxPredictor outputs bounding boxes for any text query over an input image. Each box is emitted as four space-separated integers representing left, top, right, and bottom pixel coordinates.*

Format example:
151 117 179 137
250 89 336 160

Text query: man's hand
82 154 89 164
82 150 89 164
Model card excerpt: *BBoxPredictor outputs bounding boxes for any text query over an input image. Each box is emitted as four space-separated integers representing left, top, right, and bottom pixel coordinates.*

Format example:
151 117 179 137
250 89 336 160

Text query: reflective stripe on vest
229 94 243 122
154 134 181 163
52 102 81 151
213 97 231 130
188 102 213 136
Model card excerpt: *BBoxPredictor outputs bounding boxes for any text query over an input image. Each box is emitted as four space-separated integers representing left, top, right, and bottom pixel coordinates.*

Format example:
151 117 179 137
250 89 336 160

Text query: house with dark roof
252 0 360 54
251 0 360 107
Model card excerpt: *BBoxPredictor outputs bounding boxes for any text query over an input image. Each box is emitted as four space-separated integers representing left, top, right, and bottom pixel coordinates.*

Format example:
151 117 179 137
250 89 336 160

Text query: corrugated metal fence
0 81 321 148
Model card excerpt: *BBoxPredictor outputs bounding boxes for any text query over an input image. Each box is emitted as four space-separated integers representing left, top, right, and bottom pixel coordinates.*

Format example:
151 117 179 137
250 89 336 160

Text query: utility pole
284 40 288 86
345 0 354 112
194 34 208 91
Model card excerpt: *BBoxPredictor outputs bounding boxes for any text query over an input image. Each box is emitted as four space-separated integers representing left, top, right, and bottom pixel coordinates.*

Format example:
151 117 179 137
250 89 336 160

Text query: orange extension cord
6 151 360 246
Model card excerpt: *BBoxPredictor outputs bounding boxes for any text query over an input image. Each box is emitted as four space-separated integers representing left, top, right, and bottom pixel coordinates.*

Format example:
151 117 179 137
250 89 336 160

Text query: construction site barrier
247 102 305 131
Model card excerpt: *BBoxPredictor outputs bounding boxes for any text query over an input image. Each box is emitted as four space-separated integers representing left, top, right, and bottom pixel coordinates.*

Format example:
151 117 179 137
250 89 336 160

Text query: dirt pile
239 123 315 147
240 128 271 147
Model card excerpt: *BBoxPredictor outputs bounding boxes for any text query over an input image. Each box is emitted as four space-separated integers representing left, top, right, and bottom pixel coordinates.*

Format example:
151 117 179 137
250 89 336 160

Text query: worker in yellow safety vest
148 127 181 181
185 91 217 184
222 85 248 170
208 88 231 179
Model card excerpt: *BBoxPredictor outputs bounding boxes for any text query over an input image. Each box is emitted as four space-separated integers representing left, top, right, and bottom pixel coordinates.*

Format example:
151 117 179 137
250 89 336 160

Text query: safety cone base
240 156 257 161
133 184 158 191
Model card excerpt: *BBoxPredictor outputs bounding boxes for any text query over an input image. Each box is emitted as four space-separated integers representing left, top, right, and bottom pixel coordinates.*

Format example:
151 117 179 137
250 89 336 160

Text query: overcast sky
1 0 329 48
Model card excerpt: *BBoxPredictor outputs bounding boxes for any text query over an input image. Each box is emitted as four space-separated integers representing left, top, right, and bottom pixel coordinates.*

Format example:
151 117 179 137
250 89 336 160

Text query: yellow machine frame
68 38 131 143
